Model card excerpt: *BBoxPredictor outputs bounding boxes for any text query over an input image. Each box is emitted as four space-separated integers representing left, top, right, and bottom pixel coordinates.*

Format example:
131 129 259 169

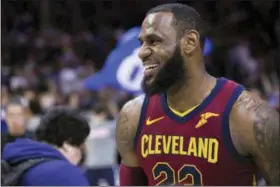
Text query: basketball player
115 3 279 186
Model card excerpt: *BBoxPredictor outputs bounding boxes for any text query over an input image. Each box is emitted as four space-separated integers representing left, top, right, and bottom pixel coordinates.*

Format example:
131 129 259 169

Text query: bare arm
115 96 144 167
230 91 280 185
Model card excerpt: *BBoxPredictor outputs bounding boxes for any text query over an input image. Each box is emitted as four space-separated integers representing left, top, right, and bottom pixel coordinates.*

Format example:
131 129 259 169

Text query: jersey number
152 162 203 186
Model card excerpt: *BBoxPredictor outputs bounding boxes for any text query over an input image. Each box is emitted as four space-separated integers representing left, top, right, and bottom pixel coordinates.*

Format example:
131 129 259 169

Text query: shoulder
230 90 279 153
115 95 146 165
120 95 146 115
116 94 146 133
22 160 89 186
230 91 279 185
231 90 278 131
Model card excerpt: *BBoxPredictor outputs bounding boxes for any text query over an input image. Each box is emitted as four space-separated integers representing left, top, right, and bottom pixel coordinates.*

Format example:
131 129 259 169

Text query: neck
166 70 216 112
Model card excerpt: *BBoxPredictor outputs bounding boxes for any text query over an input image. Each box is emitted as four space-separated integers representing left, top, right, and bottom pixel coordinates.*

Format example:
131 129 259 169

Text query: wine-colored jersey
135 78 258 186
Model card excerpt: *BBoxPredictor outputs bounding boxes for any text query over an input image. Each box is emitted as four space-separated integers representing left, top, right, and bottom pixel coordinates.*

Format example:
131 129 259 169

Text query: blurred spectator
59 62 82 95
1 86 10 118
25 98 43 136
2 107 90 186
10 68 29 92
4 101 27 136
66 92 81 109
84 102 117 186
38 91 56 111
1 101 28 154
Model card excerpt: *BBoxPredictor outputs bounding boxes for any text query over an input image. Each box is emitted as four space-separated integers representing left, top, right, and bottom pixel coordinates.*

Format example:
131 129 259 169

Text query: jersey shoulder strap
221 79 251 163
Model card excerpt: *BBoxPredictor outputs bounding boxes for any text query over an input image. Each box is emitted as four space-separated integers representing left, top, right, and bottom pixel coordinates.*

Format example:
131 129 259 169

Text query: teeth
144 64 158 70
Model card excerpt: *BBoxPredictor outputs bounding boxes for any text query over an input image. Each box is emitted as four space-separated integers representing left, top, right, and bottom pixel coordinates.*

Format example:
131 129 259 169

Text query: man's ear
181 29 199 55
62 141 75 152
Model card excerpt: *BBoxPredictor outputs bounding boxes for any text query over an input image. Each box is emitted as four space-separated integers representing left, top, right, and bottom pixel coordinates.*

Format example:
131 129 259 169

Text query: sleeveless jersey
135 78 257 186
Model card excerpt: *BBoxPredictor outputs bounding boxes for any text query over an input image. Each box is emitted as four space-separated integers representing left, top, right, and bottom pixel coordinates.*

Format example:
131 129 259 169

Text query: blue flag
84 27 144 95
84 27 213 95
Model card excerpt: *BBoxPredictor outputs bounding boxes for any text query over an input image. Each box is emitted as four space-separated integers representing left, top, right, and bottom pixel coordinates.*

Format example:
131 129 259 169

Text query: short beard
141 45 186 96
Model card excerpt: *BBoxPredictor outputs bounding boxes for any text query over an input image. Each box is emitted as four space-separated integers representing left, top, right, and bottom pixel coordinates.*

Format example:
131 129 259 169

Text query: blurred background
1 0 279 186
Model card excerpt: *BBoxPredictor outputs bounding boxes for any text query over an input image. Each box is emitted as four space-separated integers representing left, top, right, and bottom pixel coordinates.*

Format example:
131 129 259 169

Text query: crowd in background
1 0 279 186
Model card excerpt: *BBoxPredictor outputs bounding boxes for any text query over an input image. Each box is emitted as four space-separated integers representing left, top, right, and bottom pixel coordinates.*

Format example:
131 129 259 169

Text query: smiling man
115 3 279 186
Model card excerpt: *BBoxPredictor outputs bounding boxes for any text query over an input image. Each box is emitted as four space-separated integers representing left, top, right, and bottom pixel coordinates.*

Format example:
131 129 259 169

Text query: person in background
1 101 28 152
2 107 90 186
1 86 10 118
25 98 44 138
84 103 117 186
65 92 80 109
1 87 10 134
5 100 27 135
38 91 56 112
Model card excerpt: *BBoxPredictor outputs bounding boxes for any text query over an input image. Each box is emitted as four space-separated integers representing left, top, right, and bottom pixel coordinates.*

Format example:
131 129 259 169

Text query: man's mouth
144 64 159 76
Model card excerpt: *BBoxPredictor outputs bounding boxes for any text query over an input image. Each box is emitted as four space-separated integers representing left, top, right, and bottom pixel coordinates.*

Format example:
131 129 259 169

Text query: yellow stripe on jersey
169 104 199 117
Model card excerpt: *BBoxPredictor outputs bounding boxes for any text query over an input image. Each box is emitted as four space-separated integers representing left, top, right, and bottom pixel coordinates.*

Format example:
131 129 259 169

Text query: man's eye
150 39 159 46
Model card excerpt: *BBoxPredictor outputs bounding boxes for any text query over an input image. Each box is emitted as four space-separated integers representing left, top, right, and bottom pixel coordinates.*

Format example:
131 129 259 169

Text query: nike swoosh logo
195 112 219 128
146 116 164 126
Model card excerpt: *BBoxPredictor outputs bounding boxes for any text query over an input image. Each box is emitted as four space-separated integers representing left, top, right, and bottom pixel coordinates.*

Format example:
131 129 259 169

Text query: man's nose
138 46 152 61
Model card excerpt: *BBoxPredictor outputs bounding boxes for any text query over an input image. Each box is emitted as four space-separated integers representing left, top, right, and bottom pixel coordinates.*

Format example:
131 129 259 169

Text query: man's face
138 12 186 95
6 104 26 135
